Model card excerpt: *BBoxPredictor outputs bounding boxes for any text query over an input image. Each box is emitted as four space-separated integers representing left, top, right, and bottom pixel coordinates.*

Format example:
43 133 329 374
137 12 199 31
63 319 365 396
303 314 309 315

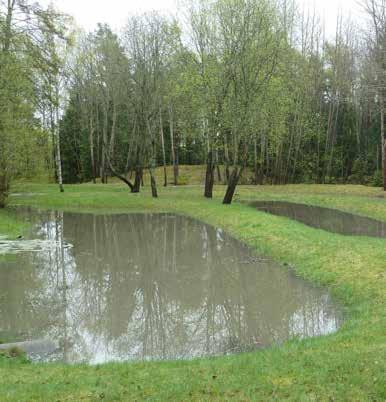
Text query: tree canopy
1 0 386 205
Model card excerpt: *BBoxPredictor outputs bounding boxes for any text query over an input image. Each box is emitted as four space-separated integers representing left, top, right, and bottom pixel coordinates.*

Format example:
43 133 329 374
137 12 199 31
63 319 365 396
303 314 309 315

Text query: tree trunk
160 109 167 187
89 116 96 184
381 92 386 190
216 165 222 183
175 137 180 178
101 104 108 183
316 125 321 183
0 174 9 208
291 131 302 184
169 104 178 185
106 153 134 191
224 136 230 184
108 103 117 158
383 137 386 191
125 121 136 177
326 101 340 182
95 105 101 178
55 127 64 193
147 119 158 199
215 150 222 182
258 134 265 185
3 0 16 53
132 166 142 193
253 136 259 185
204 150 215 198
223 167 243 205
149 168 158 198
53 89 64 193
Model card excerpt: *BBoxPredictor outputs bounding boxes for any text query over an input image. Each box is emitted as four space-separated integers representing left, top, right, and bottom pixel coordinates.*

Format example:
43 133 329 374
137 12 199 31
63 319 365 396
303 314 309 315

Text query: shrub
177 174 189 186
0 346 25 359
371 170 383 187
350 158 368 184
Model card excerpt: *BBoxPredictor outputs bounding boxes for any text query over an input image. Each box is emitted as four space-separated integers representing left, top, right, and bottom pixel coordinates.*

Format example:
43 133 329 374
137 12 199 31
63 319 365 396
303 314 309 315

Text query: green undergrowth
0 182 385 401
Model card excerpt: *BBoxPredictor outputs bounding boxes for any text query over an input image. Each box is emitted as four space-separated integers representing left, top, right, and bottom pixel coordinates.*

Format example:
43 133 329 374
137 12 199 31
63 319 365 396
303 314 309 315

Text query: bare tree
363 0 386 190
123 13 179 198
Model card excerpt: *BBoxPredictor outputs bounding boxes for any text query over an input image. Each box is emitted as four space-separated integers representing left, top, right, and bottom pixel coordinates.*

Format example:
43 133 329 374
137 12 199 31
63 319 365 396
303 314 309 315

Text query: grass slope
0 180 385 401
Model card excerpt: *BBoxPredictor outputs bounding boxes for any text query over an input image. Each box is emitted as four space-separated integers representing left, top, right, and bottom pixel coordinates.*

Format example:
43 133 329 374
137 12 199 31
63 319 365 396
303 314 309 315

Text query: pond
251 201 386 238
0 210 342 364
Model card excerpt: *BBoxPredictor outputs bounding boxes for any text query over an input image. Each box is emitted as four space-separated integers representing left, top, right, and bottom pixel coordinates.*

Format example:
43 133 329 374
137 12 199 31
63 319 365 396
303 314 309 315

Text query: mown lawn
0 179 385 401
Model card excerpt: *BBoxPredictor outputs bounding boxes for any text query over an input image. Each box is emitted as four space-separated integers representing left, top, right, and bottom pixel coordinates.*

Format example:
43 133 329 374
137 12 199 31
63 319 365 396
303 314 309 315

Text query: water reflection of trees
253 201 386 238
0 212 341 363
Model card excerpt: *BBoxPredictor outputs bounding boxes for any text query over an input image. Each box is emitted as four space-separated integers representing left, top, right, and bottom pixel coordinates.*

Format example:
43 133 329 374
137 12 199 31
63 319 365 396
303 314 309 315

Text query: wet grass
0 179 385 401
0 347 26 359
0 209 26 240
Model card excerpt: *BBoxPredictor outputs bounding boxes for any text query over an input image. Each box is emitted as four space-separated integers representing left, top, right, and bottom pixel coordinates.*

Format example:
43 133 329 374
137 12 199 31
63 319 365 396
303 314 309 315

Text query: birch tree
0 0 70 204
363 0 386 190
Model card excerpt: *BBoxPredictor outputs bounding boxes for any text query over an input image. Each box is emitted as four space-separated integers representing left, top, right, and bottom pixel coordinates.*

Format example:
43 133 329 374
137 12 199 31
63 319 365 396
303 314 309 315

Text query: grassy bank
0 209 27 240
0 181 385 401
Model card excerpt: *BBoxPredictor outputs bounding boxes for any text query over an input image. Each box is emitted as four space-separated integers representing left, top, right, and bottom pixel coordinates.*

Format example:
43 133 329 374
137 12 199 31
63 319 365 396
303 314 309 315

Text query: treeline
1 0 386 206
0 0 71 206
59 0 386 204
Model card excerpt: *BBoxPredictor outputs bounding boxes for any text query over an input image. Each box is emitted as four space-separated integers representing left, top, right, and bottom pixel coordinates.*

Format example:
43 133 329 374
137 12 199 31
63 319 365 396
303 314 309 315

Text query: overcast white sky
41 0 364 36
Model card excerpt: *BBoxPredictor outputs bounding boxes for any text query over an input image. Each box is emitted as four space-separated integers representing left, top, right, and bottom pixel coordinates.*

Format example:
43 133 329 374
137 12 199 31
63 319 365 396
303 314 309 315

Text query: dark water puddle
251 201 386 238
0 210 342 364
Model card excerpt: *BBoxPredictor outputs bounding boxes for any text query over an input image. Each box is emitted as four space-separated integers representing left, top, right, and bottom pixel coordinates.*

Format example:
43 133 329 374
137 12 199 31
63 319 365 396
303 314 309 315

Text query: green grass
0 177 385 401
0 209 26 239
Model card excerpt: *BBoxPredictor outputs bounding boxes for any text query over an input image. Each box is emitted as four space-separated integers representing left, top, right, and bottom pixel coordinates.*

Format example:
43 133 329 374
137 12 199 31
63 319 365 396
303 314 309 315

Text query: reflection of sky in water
0 211 342 364
252 201 386 238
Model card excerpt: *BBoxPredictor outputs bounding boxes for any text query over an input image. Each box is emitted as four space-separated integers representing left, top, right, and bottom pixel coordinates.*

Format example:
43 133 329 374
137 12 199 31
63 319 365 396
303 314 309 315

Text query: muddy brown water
0 210 342 364
251 201 386 238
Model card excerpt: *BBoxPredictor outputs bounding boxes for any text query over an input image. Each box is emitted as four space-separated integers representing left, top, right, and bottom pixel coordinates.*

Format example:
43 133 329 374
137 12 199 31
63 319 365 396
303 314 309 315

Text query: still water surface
252 201 386 238
0 210 342 363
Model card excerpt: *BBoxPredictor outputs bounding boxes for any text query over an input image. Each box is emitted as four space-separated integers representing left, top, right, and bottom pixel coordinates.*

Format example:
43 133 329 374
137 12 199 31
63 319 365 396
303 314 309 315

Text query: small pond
0 210 342 364
252 201 386 238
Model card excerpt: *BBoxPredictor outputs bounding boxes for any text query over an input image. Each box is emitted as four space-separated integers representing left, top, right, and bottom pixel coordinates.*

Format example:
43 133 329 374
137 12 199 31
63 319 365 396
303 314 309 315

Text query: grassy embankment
0 169 385 401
